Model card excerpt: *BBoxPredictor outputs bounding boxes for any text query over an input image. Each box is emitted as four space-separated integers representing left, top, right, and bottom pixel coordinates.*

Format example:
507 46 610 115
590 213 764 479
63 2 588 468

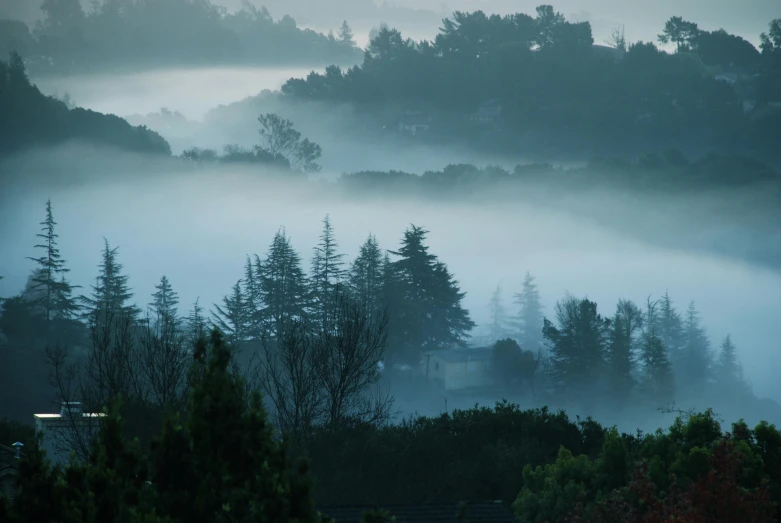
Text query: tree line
0 0 362 74
1 200 778 522
0 199 758 424
281 7 781 159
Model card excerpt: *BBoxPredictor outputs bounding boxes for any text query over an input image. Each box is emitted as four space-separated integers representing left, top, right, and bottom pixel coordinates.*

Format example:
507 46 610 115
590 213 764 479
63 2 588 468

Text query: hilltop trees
658 16 700 52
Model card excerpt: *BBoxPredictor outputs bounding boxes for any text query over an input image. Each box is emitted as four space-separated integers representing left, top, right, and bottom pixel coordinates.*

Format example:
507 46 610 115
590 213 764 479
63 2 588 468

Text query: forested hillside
0 53 171 158
282 8 781 160
0 0 362 74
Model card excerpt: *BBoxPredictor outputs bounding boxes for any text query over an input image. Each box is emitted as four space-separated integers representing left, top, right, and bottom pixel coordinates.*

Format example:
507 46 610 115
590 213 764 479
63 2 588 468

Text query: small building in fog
422 347 494 391
398 109 432 135
34 402 104 466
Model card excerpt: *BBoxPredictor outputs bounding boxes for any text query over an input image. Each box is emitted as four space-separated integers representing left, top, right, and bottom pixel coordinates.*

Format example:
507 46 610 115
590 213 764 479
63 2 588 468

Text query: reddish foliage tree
577 438 777 523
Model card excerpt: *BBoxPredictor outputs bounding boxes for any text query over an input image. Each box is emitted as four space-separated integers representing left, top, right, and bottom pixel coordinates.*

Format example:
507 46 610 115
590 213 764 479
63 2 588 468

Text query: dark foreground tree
3 329 322 523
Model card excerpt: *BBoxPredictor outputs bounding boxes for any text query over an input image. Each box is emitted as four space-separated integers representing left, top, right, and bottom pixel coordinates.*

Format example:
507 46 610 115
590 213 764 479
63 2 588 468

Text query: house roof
320 501 516 523
427 348 493 363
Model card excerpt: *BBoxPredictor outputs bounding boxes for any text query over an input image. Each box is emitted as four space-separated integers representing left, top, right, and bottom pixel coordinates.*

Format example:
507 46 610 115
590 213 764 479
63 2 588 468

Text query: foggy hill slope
0 53 171 159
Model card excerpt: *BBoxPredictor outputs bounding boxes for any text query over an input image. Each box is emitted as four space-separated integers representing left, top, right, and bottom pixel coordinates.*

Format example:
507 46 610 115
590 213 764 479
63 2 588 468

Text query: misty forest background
1 1 781 522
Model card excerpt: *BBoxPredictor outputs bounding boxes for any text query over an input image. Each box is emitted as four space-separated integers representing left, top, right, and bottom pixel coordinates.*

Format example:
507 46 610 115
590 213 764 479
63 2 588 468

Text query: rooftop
320 501 515 523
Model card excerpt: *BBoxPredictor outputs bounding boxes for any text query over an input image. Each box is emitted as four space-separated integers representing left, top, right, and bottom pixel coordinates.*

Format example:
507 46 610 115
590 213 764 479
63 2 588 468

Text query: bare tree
314 288 394 428
82 308 146 408
138 310 191 411
606 25 627 51
44 306 144 463
257 321 324 445
44 343 98 463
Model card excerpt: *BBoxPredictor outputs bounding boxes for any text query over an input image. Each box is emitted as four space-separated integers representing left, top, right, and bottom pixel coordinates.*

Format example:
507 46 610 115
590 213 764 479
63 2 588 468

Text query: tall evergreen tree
487 283 509 342
337 20 356 48
656 291 684 366
310 215 346 330
149 275 179 323
640 299 675 405
542 296 610 400
25 199 80 329
514 271 544 351
212 280 249 346
349 234 384 314
260 228 309 338
81 238 139 323
186 297 207 342
387 225 474 363
606 299 643 403
242 255 264 340
716 335 751 397
681 301 712 389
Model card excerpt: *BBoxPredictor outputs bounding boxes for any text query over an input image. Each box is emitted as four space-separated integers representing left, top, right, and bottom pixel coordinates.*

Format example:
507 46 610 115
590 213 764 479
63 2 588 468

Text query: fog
32 67 316 121
1 147 779 433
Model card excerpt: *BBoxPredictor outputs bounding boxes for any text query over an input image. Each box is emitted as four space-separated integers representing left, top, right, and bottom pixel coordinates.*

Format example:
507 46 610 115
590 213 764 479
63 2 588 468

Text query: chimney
60 402 83 417
12 442 23 459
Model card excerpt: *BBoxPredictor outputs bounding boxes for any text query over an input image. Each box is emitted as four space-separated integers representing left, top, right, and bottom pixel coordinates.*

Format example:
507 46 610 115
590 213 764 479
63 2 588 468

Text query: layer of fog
32 67 316 121
1 147 779 434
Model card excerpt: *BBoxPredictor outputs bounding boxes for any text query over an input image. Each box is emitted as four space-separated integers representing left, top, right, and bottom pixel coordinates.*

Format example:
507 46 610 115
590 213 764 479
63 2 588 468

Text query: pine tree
242 255 263 340
640 299 675 405
487 283 509 342
514 271 544 351
606 299 643 404
349 234 384 314
681 301 712 390
388 225 474 363
149 275 179 324
212 280 249 346
656 291 684 366
260 228 309 339
716 335 751 397
81 238 139 324
25 199 80 330
186 297 207 342
310 215 346 330
542 296 609 399
337 20 355 48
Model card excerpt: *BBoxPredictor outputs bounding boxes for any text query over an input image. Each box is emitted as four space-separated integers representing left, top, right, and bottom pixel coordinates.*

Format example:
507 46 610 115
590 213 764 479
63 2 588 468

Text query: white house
34 402 105 466
421 347 494 391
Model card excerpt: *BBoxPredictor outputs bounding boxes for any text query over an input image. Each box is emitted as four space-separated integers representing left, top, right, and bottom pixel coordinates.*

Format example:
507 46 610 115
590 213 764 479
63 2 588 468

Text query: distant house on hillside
398 109 432 135
34 402 105 466
470 98 503 126
321 500 516 523
422 347 494 391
